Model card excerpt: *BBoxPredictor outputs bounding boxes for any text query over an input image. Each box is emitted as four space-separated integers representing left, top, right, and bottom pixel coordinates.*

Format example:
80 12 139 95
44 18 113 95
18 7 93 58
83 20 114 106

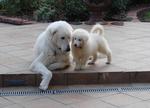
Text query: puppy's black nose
74 44 77 47
66 45 70 52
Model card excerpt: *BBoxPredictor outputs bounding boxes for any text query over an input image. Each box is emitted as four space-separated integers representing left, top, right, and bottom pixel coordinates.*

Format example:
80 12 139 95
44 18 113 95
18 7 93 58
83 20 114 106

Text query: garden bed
137 7 150 22
0 15 35 25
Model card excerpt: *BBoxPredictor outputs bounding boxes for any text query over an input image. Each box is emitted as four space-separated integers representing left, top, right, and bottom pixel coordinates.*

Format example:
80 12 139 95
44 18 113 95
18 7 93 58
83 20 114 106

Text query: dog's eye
78 39 81 41
61 37 65 40
74 38 76 40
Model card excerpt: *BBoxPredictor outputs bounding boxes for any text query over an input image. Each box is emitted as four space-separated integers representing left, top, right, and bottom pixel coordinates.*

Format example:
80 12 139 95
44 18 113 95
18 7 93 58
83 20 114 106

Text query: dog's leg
88 54 97 65
106 51 112 64
30 53 52 90
48 62 69 70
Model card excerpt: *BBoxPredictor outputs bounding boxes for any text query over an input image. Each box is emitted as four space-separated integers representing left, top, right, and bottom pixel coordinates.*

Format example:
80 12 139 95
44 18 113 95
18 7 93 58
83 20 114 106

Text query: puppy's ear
83 35 89 42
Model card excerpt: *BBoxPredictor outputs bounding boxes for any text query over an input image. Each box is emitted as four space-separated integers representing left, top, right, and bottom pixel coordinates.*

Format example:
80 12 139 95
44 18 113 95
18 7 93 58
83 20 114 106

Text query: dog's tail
90 24 104 36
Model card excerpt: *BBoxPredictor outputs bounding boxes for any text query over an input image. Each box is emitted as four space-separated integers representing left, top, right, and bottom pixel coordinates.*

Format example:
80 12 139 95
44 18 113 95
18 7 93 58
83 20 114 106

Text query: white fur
71 24 112 70
30 21 73 90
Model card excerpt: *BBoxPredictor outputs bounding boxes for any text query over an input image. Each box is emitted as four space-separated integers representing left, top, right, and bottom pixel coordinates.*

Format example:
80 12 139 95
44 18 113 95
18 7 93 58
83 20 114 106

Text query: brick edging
0 16 34 25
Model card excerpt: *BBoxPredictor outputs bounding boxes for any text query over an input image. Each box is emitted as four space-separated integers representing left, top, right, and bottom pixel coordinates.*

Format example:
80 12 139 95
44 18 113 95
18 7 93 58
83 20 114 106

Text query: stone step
1 71 150 87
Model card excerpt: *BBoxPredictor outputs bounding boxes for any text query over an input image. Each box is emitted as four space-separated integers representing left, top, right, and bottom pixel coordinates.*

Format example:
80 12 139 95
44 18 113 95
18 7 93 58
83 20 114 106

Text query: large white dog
71 24 112 70
30 21 73 90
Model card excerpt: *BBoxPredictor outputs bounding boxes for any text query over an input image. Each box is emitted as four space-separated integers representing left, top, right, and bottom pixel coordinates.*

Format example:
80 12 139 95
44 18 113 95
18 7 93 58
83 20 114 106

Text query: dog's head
47 21 73 53
72 29 89 49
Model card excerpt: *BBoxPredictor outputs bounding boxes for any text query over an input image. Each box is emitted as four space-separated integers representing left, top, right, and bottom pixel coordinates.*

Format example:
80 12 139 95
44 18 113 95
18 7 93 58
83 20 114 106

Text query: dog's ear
50 29 57 40
72 37 74 42
51 30 57 36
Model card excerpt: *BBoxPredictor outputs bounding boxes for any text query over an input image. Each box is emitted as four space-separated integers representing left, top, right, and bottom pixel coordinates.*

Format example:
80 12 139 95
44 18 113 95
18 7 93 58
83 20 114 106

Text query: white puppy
30 21 73 90
71 24 112 70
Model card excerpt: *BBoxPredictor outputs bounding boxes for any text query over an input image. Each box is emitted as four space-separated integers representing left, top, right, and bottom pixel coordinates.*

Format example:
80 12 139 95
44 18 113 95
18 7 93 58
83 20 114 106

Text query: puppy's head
72 29 89 49
47 21 73 53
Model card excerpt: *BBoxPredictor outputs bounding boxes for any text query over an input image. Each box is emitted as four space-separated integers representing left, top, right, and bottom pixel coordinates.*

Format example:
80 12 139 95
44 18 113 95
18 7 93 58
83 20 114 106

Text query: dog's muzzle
65 45 70 52
59 45 70 52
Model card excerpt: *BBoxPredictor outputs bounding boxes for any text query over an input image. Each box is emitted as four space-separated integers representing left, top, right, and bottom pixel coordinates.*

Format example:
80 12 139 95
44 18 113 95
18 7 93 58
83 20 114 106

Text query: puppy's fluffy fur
30 21 73 90
71 24 112 70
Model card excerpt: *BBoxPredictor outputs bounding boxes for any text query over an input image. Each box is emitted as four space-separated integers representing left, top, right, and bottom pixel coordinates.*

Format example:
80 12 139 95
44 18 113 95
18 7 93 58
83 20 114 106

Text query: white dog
71 24 112 70
30 21 73 90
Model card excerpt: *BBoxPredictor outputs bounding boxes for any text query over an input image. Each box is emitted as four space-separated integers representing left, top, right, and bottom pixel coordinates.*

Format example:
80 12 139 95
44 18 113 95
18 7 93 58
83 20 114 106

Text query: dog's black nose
66 45 70 52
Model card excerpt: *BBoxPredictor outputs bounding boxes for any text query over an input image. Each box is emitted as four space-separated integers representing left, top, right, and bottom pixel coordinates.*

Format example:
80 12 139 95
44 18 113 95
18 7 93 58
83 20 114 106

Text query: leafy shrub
88 0 106 4
130 0 150 5
34 0 64 22
34 6 57 22
63 0 89 21
137 8 150 22
0 0 41 16
143 11 150 21
3 0 149 22
0 1 2 9
34 0 89 22
105 0 130 20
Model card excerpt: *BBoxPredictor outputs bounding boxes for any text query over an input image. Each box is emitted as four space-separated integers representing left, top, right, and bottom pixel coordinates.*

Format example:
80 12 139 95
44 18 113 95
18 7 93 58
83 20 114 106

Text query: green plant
130 0 150 5
0 1 2 9
0 0 41 16
144 11 150 19
88 0 104 4
35 0 89 22
138 10 150 22
105 0 130 20
34 6 55 22
34 0 64 21
64 0 89 21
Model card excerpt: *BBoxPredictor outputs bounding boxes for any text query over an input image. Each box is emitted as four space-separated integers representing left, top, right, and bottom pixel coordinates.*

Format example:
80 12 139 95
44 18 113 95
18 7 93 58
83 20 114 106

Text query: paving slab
2 85 150 108
0 22 150 86
100 93 141 107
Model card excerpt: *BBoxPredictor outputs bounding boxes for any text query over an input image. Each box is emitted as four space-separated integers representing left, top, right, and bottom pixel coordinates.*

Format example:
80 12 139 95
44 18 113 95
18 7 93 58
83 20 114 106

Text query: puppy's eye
78 39 81 41
61 37 65 40
74 38 76 40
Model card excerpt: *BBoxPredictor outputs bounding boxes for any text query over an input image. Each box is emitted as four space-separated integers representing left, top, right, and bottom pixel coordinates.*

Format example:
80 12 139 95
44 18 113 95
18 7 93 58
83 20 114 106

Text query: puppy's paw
75 68 81 71
81 65 86 70
75 65 81 70
88 62 95 65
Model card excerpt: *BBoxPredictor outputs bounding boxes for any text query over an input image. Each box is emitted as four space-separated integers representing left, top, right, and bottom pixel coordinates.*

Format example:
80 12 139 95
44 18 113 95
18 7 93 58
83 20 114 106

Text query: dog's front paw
39 84 48 91
48 65 57 70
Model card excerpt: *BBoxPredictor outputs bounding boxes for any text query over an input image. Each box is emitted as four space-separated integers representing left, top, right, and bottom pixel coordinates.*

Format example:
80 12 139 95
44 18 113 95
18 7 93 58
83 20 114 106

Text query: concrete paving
1 22 150 108
1 84 150 108
0 22 150 74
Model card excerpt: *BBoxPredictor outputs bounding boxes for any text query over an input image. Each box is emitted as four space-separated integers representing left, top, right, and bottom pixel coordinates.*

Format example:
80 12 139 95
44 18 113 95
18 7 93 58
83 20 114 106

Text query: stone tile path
0 22 150 74
1 22 150 107
1 85 150 108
